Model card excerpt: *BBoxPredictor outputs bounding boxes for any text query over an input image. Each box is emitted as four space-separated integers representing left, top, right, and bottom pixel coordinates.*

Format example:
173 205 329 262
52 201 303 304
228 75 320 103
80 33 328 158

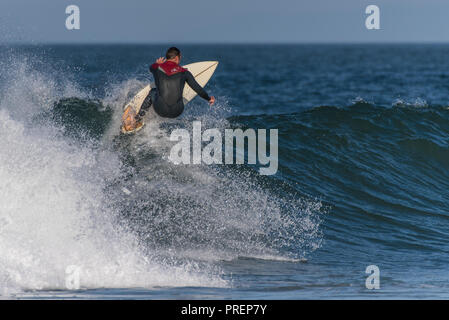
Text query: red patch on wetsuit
152 61 187 76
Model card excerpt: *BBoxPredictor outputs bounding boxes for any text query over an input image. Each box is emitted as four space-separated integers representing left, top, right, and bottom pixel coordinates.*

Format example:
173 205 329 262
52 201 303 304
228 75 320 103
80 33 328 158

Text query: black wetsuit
138 60 210 119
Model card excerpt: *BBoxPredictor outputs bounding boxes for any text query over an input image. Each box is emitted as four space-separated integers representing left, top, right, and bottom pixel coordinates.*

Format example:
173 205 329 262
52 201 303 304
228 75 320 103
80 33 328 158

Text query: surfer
133 47 215 126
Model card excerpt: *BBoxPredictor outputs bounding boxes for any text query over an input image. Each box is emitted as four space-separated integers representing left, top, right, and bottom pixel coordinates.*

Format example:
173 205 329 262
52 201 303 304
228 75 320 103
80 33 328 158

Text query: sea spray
0 57 227 295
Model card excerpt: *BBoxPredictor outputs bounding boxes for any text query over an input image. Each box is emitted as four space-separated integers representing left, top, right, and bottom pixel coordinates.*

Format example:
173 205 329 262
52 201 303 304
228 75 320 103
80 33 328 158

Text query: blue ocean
1 44 449 299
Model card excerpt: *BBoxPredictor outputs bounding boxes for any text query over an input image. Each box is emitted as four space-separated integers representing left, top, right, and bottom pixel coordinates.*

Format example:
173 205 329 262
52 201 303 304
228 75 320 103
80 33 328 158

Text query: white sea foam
0 58 227 296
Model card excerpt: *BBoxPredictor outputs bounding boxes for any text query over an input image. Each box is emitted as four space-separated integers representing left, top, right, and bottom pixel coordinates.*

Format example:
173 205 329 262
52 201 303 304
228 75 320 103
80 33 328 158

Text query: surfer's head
166 47 181 64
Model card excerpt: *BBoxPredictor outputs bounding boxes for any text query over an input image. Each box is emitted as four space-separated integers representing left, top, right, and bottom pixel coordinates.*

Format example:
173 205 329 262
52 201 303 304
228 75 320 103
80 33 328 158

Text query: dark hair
166 47 181 59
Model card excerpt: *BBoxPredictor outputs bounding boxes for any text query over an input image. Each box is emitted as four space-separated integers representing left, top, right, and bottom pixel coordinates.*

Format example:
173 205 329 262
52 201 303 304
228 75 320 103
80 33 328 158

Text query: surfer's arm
185 71 210 101
150 57 166 72
150 63 158 72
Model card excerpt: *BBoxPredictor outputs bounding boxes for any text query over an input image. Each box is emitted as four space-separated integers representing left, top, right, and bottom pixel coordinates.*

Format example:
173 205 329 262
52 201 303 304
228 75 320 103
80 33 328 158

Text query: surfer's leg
136 88 157 121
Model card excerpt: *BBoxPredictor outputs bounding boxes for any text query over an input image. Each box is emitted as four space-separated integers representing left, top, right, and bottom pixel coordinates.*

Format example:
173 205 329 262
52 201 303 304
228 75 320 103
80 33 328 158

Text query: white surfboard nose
182 61 219 103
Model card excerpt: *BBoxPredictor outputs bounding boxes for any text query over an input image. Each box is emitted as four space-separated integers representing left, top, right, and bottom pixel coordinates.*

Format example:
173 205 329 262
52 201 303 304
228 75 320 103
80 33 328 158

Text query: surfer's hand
156 57 166 64
209 96 215 106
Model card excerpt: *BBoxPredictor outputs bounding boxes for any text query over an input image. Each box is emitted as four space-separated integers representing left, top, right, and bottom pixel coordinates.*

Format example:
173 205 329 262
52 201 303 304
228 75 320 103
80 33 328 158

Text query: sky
0 0 448 44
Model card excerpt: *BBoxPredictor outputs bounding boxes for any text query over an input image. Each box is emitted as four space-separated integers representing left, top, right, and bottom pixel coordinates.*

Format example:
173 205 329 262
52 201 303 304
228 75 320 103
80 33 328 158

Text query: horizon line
2 40 449 46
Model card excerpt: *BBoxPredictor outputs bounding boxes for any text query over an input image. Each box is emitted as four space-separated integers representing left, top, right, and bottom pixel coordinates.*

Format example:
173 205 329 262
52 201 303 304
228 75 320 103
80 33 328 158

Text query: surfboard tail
121 105 139 133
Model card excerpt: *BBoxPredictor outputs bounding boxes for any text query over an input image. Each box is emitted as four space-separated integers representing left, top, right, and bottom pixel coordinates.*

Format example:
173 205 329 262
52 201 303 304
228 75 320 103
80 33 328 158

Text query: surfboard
121 61 219 134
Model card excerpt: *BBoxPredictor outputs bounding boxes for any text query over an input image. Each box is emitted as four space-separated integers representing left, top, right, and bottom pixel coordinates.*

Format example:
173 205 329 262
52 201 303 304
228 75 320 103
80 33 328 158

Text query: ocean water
1 44 449 299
